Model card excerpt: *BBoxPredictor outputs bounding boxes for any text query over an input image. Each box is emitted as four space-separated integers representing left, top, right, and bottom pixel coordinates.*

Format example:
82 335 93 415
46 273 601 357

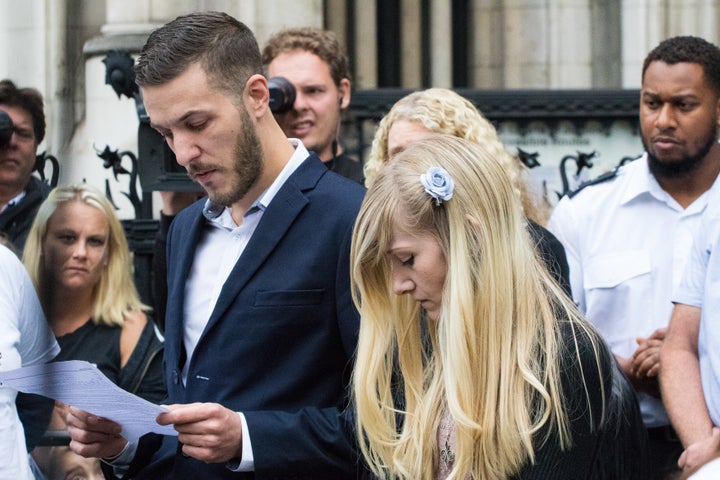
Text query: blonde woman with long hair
23 184 164 401
363 88 570 294
351 135 643 479
23 184 166 478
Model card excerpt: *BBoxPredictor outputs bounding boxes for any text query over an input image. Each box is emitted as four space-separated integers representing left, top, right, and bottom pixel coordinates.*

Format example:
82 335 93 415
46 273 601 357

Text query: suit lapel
202 155 325 333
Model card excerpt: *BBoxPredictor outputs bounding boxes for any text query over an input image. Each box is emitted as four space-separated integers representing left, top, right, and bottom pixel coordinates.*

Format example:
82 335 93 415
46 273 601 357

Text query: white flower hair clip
420 167 454 206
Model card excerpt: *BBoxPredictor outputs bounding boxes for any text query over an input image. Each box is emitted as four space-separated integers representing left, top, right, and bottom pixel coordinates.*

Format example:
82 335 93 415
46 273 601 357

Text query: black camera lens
0 109 13 148
268 76 296 114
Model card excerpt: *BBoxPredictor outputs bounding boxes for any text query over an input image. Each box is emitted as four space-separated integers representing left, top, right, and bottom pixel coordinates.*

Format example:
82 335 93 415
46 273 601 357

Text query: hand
679 427 720 476
631 327 667 379
66 406 128 459
157 403 243 463
48 400 70 430
617 353 660 398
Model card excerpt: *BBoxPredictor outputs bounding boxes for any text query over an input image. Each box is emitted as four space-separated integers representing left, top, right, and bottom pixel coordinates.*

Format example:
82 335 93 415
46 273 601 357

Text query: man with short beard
548 35 720 480
64 12 366 480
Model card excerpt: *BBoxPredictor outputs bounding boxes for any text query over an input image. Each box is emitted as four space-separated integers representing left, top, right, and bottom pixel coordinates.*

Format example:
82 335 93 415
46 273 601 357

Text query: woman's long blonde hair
351 135 606 479
363 87 549 224
23 184 149 327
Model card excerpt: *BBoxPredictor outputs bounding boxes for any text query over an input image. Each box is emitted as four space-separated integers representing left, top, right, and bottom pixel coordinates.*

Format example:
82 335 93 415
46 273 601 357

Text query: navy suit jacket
127 154 366 479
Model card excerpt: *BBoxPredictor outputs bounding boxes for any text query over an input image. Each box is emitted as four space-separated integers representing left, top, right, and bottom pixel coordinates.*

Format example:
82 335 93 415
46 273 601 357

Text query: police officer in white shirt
549 35 720 480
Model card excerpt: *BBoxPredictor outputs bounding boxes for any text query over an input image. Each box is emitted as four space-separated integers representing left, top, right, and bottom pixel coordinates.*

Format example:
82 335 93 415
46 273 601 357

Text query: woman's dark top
512 321 647 480
56 318 166 403
528 220 572 296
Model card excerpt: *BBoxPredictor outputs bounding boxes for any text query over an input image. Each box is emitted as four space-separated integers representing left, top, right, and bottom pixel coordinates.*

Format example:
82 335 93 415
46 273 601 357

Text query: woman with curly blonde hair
364 88 547 222
351 135 643 479
365 88 568 293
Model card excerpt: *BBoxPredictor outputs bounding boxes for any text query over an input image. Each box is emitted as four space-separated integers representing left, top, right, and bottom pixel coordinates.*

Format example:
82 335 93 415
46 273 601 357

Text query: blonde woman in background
364 88 547 222
23 184 164 479
363 88 570 294
23 184 165 402
351 135 644 479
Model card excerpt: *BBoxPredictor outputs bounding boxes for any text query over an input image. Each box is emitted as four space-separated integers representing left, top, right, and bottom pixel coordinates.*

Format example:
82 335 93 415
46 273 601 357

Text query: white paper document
0 360 176 442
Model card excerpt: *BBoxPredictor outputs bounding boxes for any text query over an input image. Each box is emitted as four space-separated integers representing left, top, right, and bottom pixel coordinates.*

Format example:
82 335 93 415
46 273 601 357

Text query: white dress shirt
548 154 720 427
182 139 308 471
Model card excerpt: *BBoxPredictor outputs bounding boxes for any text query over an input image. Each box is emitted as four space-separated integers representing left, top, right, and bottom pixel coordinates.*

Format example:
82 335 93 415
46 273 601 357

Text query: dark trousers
646 426 684 480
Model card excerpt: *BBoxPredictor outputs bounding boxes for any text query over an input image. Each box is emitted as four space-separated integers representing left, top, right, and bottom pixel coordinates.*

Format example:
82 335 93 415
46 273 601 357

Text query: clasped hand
621 327 666 398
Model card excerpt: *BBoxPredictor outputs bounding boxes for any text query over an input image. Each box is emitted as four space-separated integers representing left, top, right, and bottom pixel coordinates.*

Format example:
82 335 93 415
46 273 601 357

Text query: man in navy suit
65 11 365 479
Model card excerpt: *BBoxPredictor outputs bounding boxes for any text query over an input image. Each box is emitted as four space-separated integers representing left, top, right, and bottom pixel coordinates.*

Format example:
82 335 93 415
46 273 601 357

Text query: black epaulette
567 166 620 199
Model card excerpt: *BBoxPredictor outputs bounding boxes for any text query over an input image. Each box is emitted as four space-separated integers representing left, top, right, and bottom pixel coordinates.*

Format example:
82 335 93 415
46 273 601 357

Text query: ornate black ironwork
103 50 139 100
347 88 640 162
559 150 598 198
33 151 60 187
349 88 640 124
95 145 143 218
517 148 541 169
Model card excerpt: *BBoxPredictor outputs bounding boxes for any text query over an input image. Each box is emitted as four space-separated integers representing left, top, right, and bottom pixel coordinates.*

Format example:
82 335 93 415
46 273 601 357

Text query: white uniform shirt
548 154 720 427
673 186 720 425
0 245 60 480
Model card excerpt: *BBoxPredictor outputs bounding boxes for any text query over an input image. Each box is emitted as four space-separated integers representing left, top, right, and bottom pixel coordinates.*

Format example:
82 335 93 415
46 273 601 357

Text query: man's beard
209 107 264 206
644 128 718 181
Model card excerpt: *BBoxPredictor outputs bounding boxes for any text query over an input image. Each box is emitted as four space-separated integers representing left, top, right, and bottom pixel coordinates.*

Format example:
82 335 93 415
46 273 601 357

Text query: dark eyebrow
150 110 205 131
642 91 699 102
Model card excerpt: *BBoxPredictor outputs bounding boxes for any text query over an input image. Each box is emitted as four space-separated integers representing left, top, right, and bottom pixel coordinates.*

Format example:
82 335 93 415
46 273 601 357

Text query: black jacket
0 176 52 252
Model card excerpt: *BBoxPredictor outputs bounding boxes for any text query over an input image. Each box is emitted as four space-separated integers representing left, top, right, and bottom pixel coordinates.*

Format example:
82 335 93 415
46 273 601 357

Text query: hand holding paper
66 406 130 460
0 360 175 442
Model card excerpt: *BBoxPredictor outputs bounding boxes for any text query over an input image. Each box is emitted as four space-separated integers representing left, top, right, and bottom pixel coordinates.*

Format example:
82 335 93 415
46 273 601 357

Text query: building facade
1 0 719 218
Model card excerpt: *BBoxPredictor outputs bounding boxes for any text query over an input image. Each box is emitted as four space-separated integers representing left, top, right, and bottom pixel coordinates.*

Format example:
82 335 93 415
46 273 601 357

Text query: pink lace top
436 408 457 480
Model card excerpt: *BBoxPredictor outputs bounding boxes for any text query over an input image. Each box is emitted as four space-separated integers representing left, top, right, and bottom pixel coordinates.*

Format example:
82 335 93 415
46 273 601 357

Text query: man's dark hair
134 11 262 98
262 27 352 86
642 36 720 95
0 79 45 144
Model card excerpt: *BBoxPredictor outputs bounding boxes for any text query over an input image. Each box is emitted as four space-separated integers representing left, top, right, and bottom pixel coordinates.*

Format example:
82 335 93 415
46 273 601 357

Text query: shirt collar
620 153 720 213
618 154 653 205
202 139 309 224
0 189 27 214
619 153 683 208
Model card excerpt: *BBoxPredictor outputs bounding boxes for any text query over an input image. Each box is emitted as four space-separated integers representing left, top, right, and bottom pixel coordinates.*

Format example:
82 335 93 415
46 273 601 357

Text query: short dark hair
642 36 720 95
262 27 352 86
134 11 262 98
0 79 45 144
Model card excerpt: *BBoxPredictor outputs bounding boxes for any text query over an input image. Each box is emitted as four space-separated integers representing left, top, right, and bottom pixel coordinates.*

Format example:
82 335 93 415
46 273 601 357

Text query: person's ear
338 78 351 110
245 74 270 117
